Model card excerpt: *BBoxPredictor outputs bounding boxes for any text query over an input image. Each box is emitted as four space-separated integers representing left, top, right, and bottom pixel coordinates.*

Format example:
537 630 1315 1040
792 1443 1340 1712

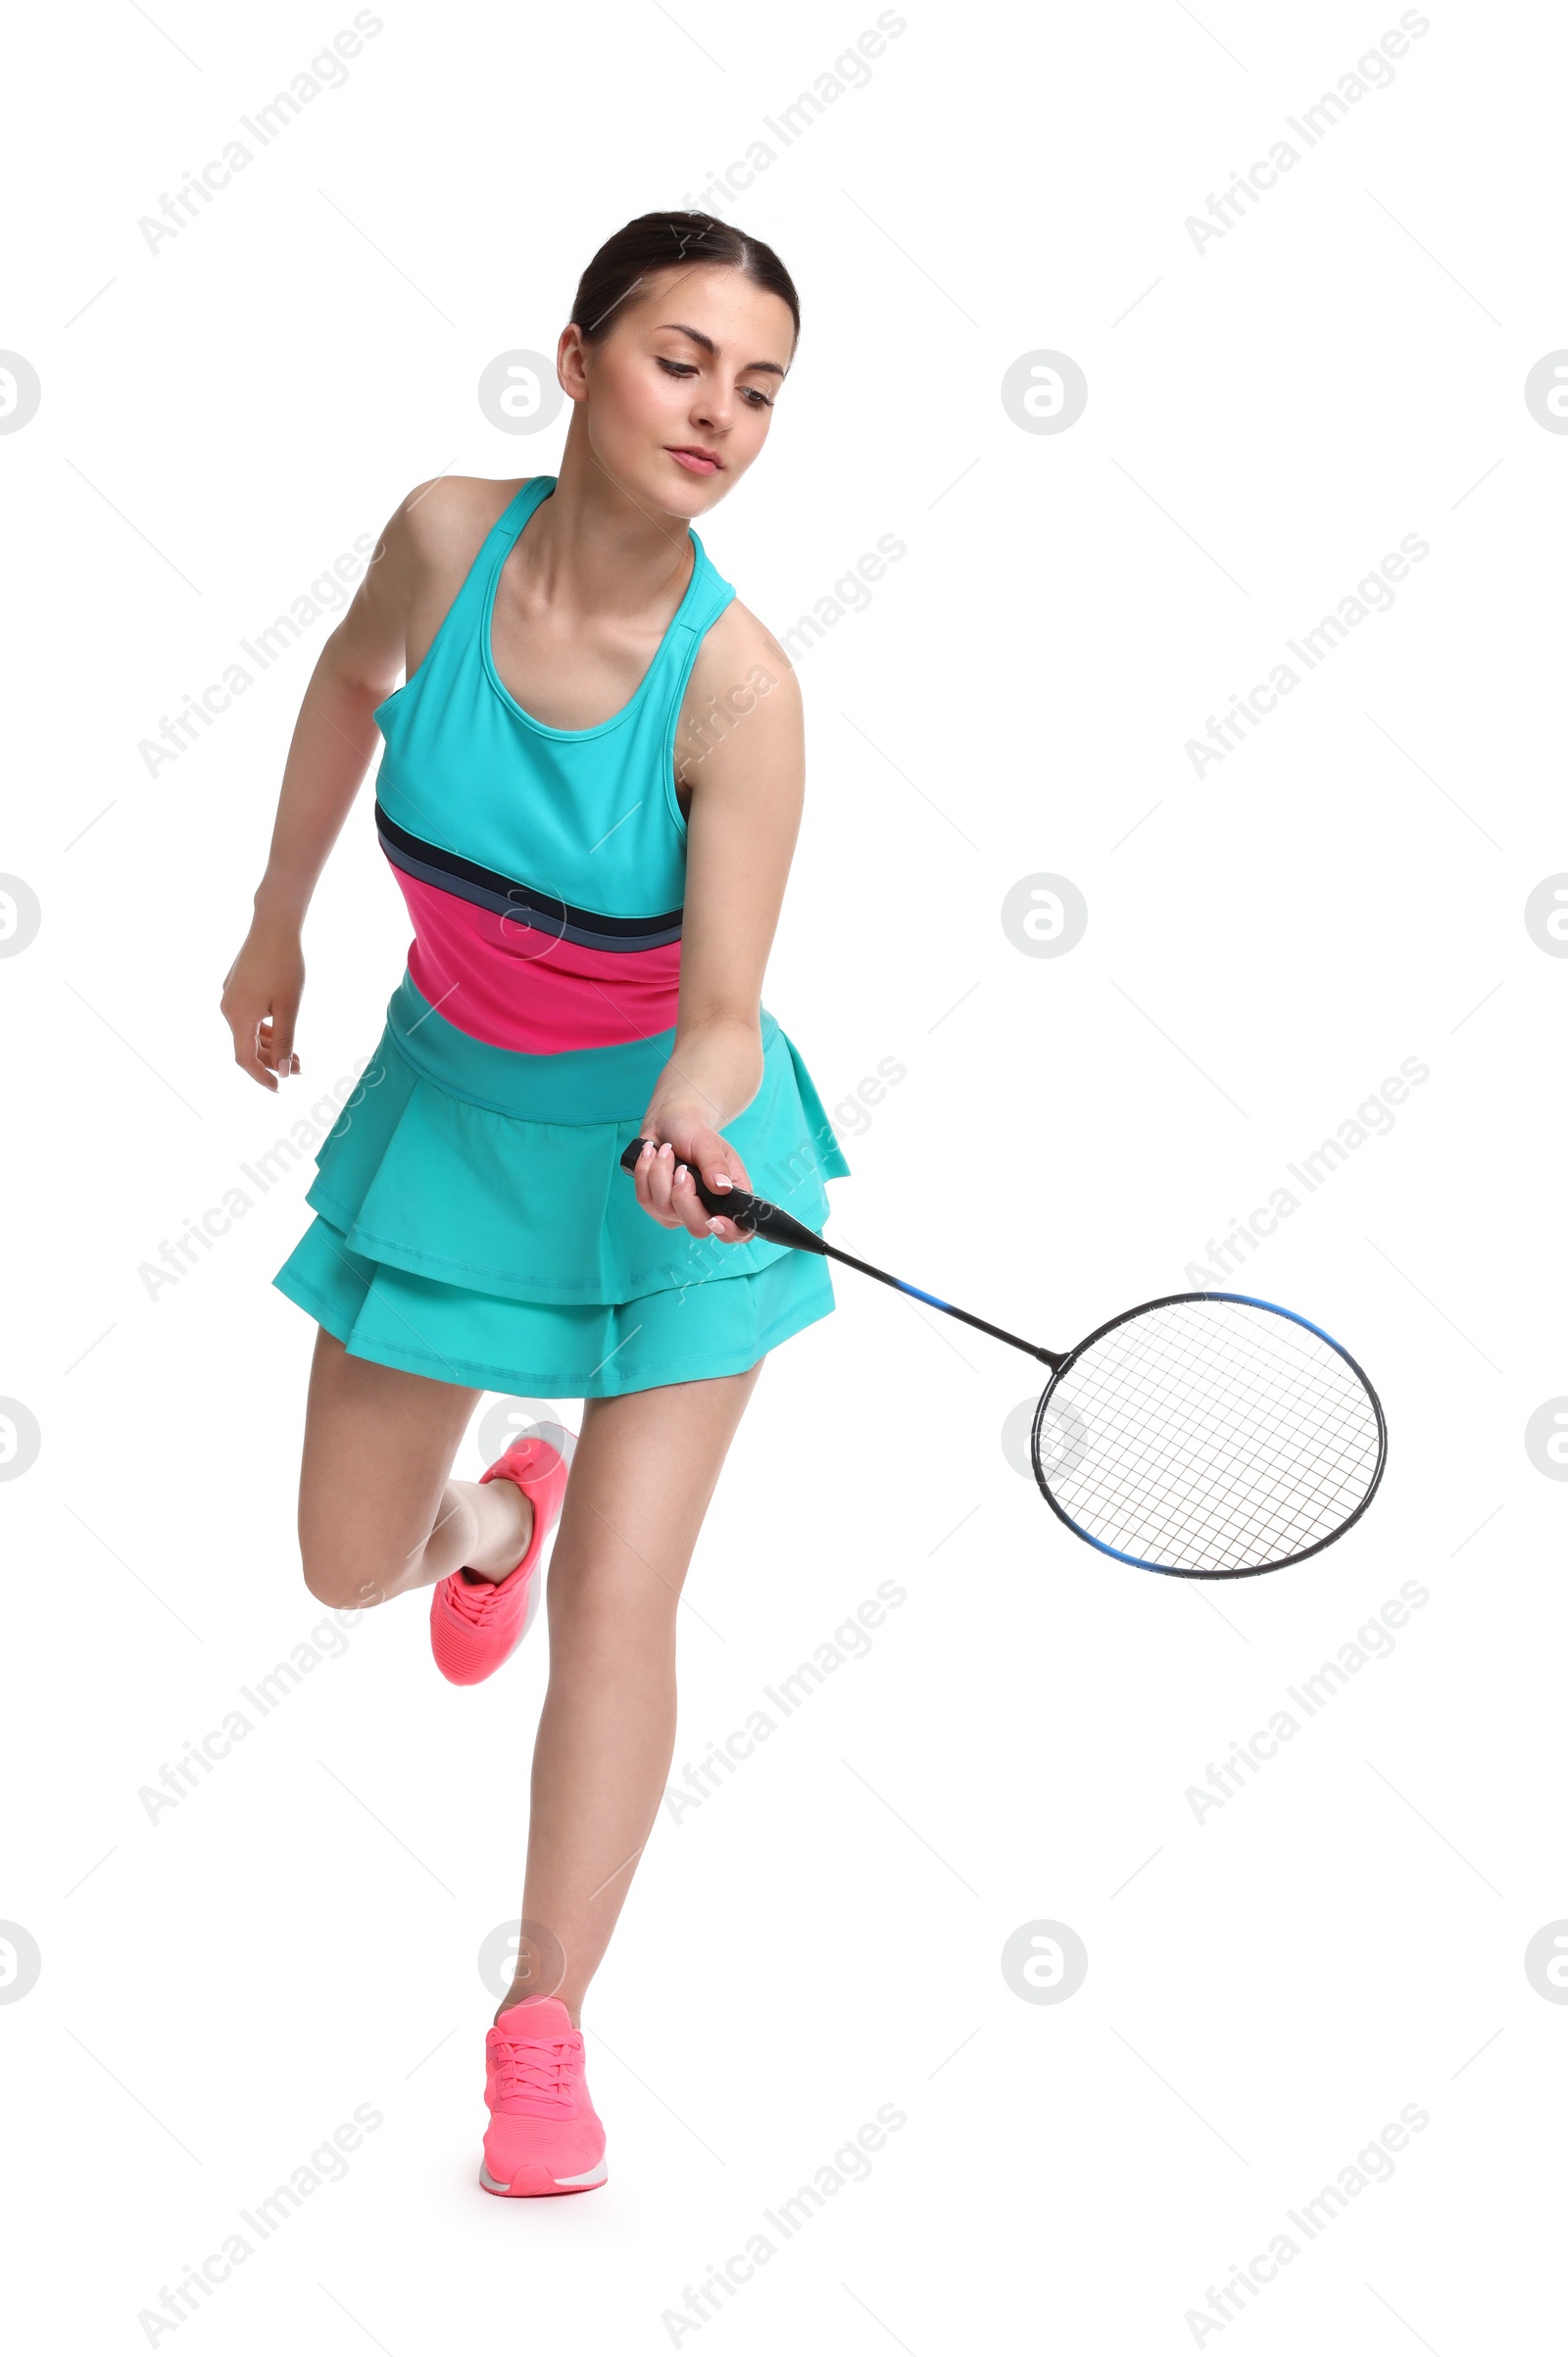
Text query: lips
665 446 722 474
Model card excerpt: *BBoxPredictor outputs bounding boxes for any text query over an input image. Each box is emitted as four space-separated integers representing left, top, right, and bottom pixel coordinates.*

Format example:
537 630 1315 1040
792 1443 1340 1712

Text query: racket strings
1057 1320 1373 1569
1041 1300 1381 1574
1066 1326 1372 1565
1086 1333 1368 1532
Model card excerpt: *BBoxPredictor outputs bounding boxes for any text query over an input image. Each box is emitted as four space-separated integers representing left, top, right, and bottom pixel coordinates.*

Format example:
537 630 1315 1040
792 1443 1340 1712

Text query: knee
297 1476 440 1611
545 1547 682 1648
300 1542 395 1614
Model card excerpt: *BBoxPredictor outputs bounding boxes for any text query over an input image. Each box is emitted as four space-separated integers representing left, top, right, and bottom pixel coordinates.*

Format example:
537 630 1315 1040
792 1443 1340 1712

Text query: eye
658 355 774 409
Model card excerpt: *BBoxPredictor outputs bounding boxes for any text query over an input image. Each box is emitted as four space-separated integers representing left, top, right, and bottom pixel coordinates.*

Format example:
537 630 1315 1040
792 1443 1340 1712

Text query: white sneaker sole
480 2156 608 2194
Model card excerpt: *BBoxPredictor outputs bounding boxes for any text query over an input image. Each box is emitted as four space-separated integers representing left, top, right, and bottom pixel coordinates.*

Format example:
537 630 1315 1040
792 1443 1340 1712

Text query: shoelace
446 1561 526 1624
489 2029 580 2103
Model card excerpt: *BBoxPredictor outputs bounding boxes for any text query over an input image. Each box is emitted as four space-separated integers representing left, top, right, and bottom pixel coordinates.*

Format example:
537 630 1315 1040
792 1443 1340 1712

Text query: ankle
464 1478 535 1581
496 1991 581 2031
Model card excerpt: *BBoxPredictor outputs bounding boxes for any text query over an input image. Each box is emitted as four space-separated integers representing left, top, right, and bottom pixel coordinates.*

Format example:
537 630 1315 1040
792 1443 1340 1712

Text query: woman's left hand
631 1120 753 1244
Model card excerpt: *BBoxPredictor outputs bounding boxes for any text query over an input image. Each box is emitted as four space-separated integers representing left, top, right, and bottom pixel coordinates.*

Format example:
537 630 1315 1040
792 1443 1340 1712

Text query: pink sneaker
479 1995 607 2196
429 1430 574 1687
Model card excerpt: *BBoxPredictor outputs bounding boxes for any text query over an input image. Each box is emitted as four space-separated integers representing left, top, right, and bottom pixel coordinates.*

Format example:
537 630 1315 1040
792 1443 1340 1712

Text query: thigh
547 1361 765 1623
297 1327 481 1606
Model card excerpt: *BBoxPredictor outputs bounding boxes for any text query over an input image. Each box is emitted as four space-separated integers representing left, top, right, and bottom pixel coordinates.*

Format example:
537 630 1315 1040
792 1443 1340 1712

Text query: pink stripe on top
393 868 681 1054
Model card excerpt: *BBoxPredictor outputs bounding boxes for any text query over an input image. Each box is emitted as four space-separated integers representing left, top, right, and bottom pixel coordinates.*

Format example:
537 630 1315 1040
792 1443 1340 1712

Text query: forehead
620 263 794 364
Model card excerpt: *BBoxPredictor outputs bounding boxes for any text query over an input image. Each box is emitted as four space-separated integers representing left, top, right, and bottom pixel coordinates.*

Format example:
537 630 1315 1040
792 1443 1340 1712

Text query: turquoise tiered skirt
271 972 851 1399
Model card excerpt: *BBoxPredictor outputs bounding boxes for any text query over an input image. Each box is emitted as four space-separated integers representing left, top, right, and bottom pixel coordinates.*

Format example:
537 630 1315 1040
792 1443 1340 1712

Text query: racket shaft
816 1244 1054 1364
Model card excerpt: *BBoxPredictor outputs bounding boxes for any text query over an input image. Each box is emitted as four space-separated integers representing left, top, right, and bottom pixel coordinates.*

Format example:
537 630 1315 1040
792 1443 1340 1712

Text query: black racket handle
617 1138 829 1254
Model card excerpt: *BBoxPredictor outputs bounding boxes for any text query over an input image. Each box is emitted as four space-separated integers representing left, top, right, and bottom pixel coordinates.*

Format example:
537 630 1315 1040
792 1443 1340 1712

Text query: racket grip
616 1138 829 1255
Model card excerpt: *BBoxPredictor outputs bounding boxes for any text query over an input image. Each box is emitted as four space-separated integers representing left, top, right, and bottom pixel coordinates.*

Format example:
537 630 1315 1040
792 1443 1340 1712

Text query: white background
2 2 1563 2348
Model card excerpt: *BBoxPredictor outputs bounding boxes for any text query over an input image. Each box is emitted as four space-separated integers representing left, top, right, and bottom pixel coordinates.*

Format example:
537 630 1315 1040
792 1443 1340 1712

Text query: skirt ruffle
273 1215 838 1398
271 978 850 1399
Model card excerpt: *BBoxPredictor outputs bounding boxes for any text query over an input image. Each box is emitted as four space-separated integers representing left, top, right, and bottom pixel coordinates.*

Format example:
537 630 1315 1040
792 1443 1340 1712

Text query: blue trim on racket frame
1031 1289 1389 1582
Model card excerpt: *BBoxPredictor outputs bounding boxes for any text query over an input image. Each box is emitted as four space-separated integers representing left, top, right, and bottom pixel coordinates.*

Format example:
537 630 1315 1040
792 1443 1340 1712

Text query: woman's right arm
219 483 431 1091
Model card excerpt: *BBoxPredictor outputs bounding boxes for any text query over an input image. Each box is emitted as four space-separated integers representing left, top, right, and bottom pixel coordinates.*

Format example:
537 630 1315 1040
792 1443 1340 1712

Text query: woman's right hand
220 912 305 1090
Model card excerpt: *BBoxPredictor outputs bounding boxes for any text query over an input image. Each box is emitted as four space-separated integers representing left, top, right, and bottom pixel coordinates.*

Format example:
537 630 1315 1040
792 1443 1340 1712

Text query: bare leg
296 1329 539 1610
500 1363 764 2027
293 1327 764 2030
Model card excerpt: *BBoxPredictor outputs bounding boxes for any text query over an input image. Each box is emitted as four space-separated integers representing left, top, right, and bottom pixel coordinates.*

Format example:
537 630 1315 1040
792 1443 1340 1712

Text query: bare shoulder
391 472 529 578
676 595 806 817
334 476 530 695
366 476 530 677
686 593 804 733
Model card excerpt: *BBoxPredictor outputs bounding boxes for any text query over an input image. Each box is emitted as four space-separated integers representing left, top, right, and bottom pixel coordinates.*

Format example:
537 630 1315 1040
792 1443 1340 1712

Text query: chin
654 446 734 508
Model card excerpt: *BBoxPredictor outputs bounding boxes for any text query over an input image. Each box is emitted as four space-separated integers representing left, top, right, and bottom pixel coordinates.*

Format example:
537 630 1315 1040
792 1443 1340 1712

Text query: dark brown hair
569 213 800 352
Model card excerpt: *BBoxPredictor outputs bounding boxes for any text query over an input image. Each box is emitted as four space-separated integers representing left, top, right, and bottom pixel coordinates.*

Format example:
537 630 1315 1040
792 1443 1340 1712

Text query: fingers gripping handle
617 1139 830 1255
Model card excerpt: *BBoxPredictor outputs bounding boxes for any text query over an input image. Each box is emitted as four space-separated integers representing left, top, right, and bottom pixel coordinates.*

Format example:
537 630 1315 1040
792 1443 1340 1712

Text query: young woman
220 214 848 2197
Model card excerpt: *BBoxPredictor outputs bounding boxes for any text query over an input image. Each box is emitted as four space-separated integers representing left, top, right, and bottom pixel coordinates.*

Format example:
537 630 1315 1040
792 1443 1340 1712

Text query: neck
524 425 698 624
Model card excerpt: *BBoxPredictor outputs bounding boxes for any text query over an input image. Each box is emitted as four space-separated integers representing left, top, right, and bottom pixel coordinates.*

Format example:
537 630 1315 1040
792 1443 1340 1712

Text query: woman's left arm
632 611 805 1245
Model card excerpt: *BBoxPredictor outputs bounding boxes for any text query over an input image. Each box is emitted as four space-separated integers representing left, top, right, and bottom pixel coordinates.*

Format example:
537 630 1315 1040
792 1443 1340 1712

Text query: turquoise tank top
371 473 735 1056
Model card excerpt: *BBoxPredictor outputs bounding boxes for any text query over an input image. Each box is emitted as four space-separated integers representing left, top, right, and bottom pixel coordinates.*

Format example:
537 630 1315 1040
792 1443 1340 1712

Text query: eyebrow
657 321 787 378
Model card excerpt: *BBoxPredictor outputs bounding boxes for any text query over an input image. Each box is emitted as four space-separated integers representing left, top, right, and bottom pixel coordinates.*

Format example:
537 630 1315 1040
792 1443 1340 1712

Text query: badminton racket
618 1141 1386 1581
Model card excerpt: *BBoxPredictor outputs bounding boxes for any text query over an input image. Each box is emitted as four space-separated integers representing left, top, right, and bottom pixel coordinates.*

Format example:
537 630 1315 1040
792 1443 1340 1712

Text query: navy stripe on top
375 804 684 953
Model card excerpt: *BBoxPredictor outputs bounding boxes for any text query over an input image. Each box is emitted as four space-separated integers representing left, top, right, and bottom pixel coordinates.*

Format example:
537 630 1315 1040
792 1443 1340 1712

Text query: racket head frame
1029 1289 1389 1581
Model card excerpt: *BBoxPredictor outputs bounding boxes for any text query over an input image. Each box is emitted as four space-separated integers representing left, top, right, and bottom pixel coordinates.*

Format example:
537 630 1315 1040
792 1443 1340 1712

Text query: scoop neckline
480 479 704 741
